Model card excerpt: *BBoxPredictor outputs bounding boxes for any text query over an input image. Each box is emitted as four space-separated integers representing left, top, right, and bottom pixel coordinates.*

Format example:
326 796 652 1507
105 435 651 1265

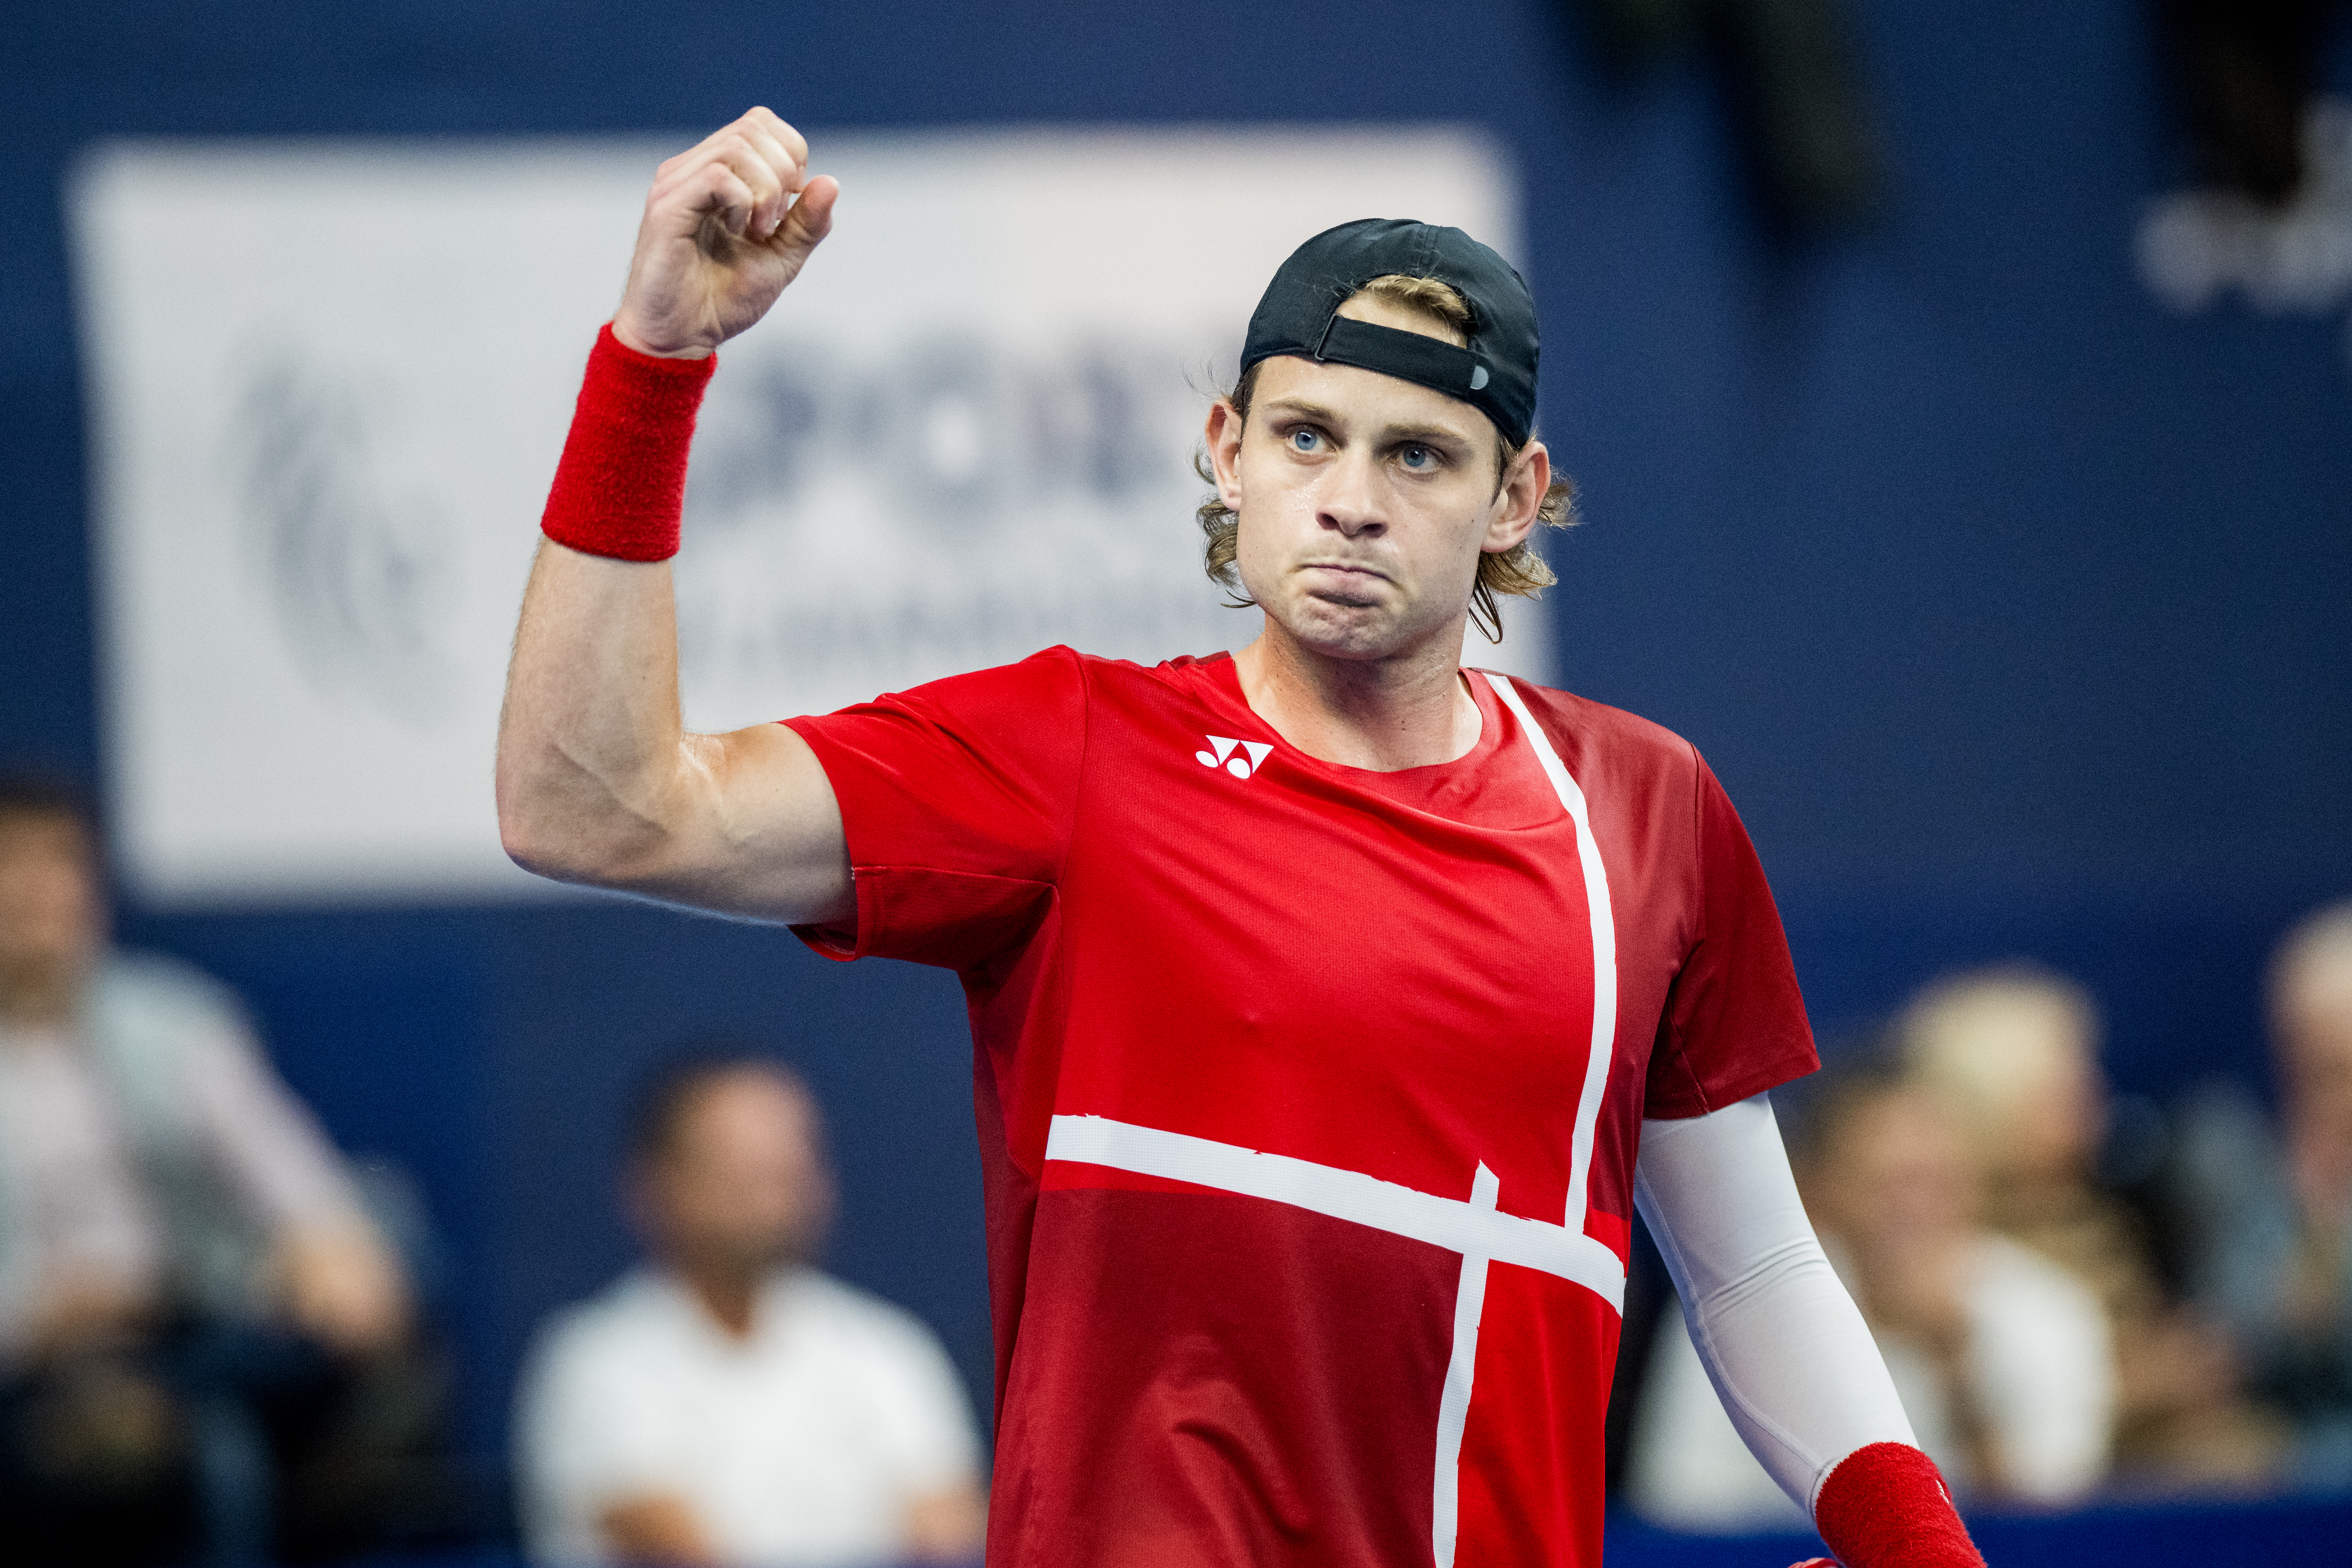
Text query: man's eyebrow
1257 397 1477 449
1256 396 1341 424
1374 420 1475 449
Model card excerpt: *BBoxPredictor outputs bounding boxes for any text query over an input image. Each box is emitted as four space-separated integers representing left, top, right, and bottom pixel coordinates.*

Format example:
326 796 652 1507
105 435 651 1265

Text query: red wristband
539 323 717 562
1812 1442 1985 1568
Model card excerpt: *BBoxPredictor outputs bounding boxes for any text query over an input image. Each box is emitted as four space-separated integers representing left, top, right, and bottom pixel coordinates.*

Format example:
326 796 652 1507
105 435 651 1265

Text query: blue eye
1400 445 1432 469
1289 428 1319 452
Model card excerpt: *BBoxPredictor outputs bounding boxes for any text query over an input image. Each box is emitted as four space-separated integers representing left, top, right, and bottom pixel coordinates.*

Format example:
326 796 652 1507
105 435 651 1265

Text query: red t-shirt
784 648 1815 1568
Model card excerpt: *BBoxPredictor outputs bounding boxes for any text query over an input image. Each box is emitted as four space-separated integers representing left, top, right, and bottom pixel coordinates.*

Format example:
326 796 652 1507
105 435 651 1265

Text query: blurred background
4 1 2350 1564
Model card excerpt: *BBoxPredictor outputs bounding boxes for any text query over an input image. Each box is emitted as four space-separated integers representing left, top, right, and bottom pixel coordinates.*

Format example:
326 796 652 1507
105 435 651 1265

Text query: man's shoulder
1475 671 1701 775
820 645 1196 718
89 948 249 1025
949 645 1228 698
1970 1233 2106 1323
786 1269 949 1355
79 950 258 1098
529 1268 686 1366
815 646 1232 741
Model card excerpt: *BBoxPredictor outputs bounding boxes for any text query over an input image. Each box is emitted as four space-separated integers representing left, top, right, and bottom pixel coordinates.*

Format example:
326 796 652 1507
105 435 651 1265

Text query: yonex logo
1197 735 1274 779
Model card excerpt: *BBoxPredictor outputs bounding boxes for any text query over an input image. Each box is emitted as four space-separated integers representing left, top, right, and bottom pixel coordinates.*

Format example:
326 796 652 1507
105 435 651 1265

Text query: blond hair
1898 963 2099 1155
2271 898 2352 1036
1194 274 1577 644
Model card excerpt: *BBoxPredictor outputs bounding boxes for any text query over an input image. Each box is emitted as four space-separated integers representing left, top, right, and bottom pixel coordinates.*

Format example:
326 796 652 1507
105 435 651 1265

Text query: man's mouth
1297 562 1390 607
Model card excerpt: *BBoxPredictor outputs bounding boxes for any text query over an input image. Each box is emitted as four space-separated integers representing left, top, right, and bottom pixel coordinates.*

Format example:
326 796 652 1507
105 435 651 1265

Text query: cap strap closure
1311 313 1494 402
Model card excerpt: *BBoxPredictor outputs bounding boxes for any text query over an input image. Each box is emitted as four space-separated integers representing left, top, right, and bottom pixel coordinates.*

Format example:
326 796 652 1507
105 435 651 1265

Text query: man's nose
1316 449 1386 537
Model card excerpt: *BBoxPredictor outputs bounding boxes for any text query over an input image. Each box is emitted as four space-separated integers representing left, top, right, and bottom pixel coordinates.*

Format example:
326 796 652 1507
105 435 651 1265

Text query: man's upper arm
597 719 852 927
519 1318 679 1526
695 719 853 923
603 649 1087 949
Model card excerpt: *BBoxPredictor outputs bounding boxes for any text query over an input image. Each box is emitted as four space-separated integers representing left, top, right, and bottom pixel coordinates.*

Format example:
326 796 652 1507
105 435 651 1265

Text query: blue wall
6 0 2350 1469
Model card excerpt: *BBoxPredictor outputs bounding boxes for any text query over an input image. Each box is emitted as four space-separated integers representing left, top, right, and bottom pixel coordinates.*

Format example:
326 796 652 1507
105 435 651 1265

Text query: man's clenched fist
611 107 838 361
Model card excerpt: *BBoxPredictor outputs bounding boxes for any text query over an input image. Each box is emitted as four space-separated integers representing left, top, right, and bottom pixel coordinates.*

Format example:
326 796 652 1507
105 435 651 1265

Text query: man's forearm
496 320 852 925
1636 1096 1986 1568
498 321 717 886
599 1493 723 1568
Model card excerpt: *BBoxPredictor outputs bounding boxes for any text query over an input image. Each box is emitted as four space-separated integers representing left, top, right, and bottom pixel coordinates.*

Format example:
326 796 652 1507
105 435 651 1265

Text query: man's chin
1270 602 1449 665
0 954 92 1021
688 1240 801 1280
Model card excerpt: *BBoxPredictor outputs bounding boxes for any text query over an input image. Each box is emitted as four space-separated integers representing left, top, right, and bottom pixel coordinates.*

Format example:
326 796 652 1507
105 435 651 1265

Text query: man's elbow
498 774 687 895
496 772 629 888
498 805 571 883
499 794 585 884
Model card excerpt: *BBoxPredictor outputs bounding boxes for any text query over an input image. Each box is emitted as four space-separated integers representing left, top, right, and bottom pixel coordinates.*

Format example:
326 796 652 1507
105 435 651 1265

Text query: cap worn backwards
1239 218 1540 447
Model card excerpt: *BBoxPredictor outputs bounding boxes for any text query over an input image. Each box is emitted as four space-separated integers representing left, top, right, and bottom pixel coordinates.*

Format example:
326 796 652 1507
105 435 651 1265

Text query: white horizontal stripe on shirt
1044 1113 1626 1313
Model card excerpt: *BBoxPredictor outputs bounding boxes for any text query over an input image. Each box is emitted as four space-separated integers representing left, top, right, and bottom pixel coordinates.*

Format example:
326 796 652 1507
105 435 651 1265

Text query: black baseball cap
1239 218 1539 447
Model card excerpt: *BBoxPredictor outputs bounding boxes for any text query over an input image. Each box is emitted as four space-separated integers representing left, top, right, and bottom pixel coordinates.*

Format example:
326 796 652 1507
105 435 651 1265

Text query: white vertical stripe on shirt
1430 1161 1499 1568
1481 672 1620 1234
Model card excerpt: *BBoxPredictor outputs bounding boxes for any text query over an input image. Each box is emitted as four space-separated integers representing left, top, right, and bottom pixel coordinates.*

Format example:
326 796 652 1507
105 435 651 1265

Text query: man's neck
1233 622 1480 772
0 967 80 1030
2289 1122 2352 1222
675 1264 766 1341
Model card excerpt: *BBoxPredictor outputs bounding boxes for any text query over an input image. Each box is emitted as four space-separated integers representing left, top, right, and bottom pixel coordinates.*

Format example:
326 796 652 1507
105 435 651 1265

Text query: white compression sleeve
1633 1093 1917 1516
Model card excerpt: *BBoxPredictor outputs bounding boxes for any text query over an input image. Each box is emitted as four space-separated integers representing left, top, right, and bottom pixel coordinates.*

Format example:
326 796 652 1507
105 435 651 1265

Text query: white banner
71 127 1536 904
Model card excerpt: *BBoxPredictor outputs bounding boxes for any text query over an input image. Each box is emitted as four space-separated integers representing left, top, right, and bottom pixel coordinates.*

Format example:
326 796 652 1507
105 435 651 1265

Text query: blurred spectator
2175 900 2352 1487
1903 965 2285 1492
1624 1065 2111 1530
0 774 449 1565
516 1054 985 1568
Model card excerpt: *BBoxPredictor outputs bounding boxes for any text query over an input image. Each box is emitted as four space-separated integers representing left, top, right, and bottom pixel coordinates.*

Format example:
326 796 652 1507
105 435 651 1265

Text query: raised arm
496 109 851 925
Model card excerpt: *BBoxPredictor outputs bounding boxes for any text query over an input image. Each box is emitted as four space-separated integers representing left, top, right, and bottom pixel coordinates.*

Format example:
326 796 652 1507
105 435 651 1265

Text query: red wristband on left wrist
1811 1442 1985 1568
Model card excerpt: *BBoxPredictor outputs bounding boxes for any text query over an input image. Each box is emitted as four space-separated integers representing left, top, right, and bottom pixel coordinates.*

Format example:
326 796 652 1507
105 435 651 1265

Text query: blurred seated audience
516 1053 985 1568
1903 965 2286 1493
0 774 450 1565
1625 1064 2111 1530
2174 901 2352 1488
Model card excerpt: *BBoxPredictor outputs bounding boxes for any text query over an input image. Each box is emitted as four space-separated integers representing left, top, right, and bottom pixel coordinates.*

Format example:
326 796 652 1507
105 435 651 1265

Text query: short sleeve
514 1309 688 1565
861 1309 984 1496
782 647 1089 973
183 1025 363 1232
1642 757 1818 1118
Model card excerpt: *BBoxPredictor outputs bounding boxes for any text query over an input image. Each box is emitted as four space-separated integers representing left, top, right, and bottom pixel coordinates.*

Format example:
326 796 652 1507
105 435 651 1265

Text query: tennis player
497 107 1988 1568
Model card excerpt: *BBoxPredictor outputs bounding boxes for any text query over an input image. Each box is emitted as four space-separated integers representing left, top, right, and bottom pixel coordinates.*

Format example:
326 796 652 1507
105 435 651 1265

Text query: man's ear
1483 438 1549 555
1205 399 1245 511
